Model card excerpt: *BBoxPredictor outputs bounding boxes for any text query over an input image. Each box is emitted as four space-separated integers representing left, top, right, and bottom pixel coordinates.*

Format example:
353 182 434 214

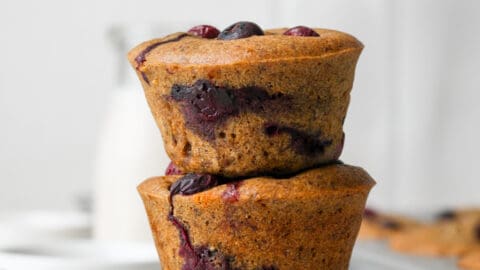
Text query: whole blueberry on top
218 21 264 40
165 162 183 175
283 26 320 37
187 25 220 39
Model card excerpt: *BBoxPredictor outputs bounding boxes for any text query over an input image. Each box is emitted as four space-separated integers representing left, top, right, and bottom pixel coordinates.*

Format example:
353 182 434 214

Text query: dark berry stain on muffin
168 174 241 270
171 80 290 140
168 214 235 270
222 182 243 203
165 161 183 175
264 123 332 156
134 33 188 84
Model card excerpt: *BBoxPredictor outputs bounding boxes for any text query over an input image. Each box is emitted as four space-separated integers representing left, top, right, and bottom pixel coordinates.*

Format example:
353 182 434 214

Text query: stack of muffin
128 21 375 270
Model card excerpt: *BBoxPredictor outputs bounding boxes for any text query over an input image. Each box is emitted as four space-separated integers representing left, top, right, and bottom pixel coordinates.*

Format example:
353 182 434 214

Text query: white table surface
0 240 459 270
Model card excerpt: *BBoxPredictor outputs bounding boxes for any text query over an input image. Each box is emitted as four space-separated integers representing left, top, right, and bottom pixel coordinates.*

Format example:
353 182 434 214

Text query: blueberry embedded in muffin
170 80 291 141
264 123 332 156
169 173 220 198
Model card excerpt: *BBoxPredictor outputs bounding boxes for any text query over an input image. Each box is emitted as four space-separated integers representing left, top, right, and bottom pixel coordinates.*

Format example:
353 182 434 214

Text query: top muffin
128 22 363 177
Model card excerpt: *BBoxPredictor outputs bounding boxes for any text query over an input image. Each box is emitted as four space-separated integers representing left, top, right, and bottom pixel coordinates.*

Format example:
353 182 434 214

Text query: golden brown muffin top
138 164 375 201
128 28 363 67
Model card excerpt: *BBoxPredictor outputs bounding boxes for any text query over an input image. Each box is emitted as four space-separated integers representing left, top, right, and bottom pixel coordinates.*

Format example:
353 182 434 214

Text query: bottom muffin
138 164 375 270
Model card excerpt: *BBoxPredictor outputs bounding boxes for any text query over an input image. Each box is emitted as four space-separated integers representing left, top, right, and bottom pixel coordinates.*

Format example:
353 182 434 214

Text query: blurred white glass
92 22 197 242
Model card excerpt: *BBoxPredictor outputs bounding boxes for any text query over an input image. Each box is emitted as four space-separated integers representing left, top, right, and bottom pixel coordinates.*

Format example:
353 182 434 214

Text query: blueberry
218 21 264 40
171 80 290 141
187 25 220 39
172 80 236 122
436 210 457 221
170 80 238 140
170 173 219 197
283 26 319 37
381 219 401 230
165 162 183 175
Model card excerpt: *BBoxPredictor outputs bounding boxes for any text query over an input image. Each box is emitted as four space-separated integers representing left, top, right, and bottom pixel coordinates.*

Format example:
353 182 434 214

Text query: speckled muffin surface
138 164 375 270
128 28 363 177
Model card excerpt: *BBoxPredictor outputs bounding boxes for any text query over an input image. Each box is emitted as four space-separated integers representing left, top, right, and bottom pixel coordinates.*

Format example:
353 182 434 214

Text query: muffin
357 208 421 240
138 163 375 270
128 23 363 177
389 209 480 256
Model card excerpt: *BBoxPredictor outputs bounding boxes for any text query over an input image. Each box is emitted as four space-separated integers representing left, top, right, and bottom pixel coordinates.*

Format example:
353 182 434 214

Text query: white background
1 0 479 214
